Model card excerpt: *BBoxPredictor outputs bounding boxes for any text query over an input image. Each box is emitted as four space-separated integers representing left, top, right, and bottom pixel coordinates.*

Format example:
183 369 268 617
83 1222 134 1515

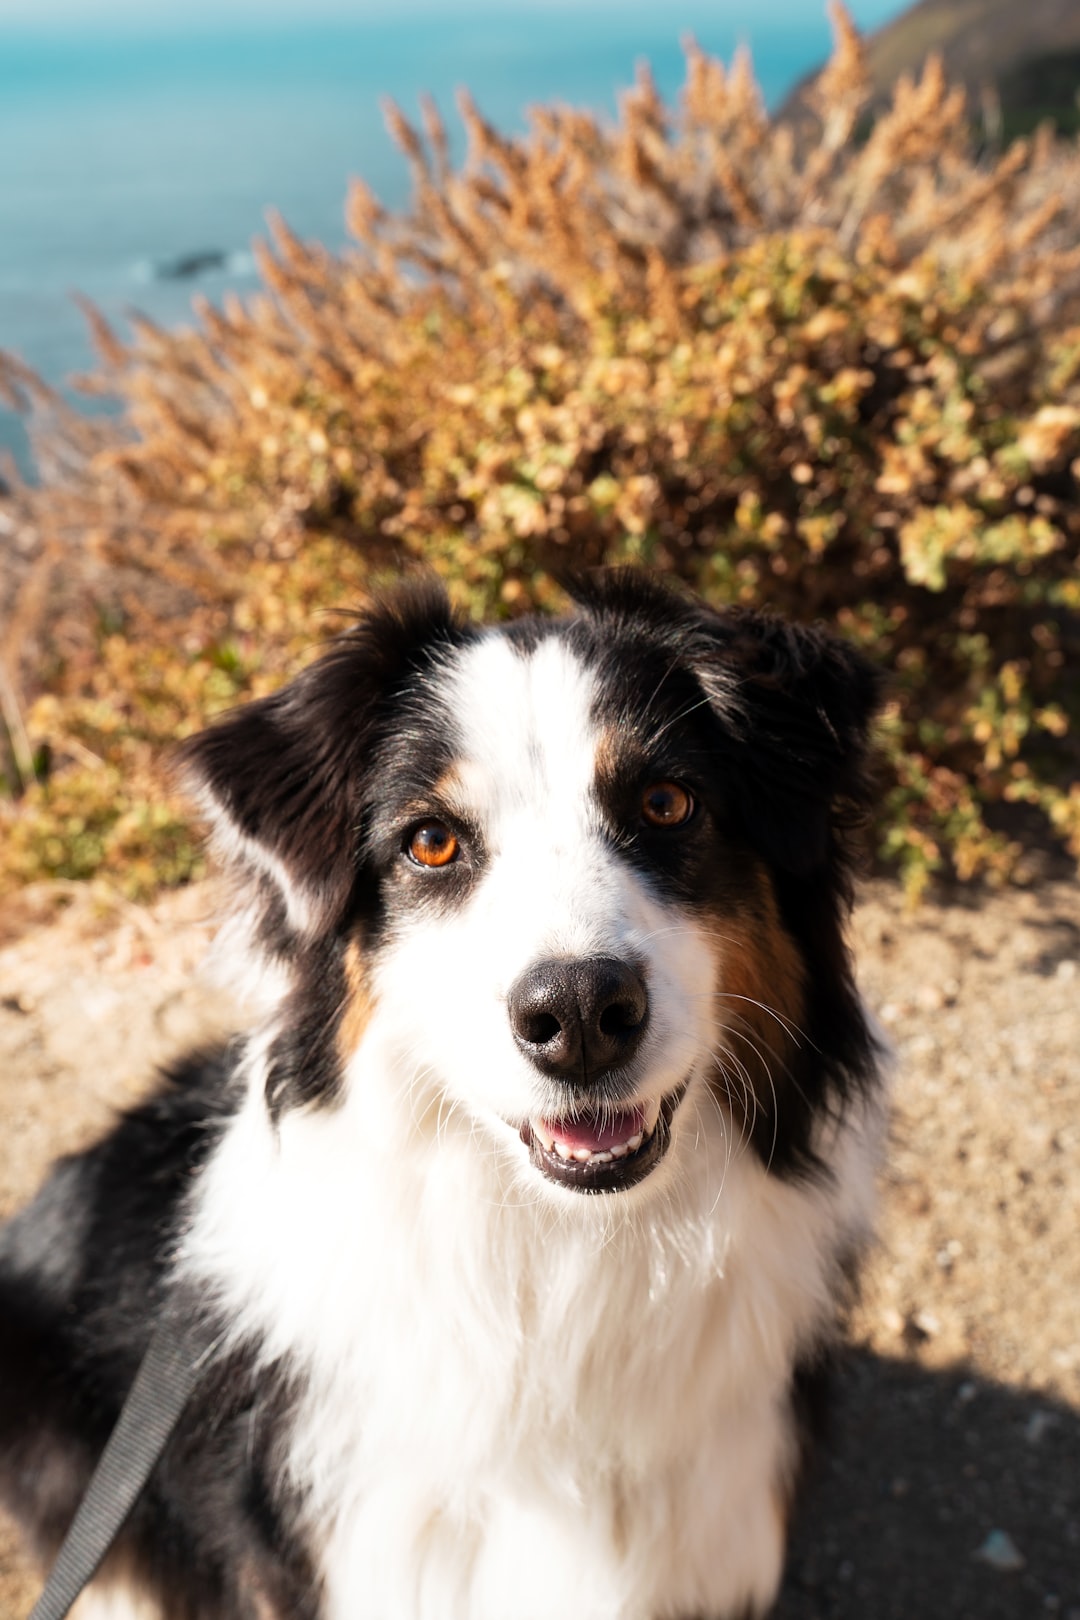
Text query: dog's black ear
695 609 883 879
178 654 370 937
177 582 460 937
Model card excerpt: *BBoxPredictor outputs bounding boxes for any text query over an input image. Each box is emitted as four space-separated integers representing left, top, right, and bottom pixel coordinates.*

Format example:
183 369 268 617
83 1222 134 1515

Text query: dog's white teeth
642 1098 662 1135
534 1113 654 1166
565 1136 642 1164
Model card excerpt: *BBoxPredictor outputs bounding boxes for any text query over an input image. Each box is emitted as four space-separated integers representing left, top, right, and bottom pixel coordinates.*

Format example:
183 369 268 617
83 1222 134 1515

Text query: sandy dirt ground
0 874 1077 1619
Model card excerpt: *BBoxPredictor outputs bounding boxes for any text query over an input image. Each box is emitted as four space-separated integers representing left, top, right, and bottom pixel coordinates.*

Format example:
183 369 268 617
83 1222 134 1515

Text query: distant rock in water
155 249 228 282
134 249 255 287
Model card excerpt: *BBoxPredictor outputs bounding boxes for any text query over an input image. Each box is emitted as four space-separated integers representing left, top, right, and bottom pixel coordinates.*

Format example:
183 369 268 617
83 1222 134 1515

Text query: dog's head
180 572 882 1196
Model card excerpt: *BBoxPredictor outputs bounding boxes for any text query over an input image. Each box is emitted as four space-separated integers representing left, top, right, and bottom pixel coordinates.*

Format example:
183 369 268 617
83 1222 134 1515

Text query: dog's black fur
0 573 884 1620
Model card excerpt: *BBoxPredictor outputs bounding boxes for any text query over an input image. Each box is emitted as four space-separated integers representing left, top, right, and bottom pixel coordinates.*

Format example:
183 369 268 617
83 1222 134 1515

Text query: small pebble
974 1529 1025 1572
0 991 35 1014
1025 1410 1056 1444
1055 958 1077 981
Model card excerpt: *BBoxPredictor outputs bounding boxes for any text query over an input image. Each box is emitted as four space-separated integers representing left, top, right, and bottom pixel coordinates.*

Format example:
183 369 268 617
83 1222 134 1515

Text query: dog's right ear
177 582 461 940
177 654 369 939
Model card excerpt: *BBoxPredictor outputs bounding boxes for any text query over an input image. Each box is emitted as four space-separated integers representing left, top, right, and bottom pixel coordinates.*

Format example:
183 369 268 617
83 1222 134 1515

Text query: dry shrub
2 3 1079 897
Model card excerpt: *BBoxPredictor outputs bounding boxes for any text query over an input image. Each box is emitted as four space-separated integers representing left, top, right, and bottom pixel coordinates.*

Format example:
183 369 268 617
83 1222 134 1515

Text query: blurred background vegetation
1 0 1078 901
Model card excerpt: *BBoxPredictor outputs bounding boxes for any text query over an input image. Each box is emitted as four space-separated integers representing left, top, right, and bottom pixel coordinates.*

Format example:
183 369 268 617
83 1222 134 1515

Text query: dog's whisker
705 1045 760 1157
694 1080 737 1217
700 992 811 1048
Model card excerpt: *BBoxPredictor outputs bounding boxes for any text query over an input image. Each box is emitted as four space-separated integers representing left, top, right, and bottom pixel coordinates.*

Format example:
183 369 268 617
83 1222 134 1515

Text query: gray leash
29 1309 215 1620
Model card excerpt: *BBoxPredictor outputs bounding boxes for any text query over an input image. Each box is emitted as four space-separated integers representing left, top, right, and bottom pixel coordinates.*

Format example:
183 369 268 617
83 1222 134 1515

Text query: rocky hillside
789 0 1080 136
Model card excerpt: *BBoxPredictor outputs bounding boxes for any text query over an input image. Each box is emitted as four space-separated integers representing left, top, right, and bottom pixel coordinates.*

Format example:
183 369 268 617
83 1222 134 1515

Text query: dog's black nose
507 956 648 1082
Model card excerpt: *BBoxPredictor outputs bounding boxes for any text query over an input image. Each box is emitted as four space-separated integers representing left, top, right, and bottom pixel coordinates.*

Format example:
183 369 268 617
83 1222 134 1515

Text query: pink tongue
545 1105 646 1153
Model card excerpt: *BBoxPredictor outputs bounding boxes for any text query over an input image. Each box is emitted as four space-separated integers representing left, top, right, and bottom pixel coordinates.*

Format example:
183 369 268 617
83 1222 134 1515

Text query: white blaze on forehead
366 625 713 1127
438 629 623 970
445 632 602 834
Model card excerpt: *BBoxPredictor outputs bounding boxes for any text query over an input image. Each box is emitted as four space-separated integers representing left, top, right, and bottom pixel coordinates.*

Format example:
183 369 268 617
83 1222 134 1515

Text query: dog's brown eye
641 782 694 829
407 821 459 868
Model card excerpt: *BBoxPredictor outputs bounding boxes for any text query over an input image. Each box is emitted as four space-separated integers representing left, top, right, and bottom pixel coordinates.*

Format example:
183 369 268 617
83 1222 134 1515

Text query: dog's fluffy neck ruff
181 1021 880 1620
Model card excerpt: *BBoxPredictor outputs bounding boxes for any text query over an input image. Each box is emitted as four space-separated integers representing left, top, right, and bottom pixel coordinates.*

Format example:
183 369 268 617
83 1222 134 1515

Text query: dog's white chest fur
1 578 889 1620
184 1057 878 1620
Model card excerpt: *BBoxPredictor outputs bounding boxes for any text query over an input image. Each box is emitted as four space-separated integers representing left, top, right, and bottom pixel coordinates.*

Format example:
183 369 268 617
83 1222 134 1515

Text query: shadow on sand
773 1349 1080 1619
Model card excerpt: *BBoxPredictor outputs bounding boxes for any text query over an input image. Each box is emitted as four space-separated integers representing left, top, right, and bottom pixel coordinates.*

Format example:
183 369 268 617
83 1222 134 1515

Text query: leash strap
29 1309 215 1620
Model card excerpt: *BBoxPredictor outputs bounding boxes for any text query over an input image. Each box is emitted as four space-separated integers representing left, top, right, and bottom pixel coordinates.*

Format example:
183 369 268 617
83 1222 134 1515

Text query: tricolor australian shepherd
0 573 887 1620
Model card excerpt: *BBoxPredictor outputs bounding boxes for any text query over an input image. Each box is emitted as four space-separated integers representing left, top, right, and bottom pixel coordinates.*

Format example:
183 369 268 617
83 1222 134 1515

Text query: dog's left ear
694 610 884 878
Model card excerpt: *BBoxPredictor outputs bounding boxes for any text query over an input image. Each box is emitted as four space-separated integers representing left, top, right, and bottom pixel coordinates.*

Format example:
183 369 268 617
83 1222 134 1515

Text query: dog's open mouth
518 1086 686 1193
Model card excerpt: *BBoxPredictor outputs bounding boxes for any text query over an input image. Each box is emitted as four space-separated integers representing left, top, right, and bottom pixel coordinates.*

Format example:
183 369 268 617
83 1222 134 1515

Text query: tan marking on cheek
706 868 806 1140
338 938 375 1063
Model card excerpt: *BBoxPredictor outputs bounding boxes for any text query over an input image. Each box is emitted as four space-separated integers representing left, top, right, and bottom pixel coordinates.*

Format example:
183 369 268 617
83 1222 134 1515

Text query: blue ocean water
0 3 907 471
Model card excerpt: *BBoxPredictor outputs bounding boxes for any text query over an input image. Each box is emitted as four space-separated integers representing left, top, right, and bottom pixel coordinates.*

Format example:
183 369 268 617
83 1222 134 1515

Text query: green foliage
1 7 1079 899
